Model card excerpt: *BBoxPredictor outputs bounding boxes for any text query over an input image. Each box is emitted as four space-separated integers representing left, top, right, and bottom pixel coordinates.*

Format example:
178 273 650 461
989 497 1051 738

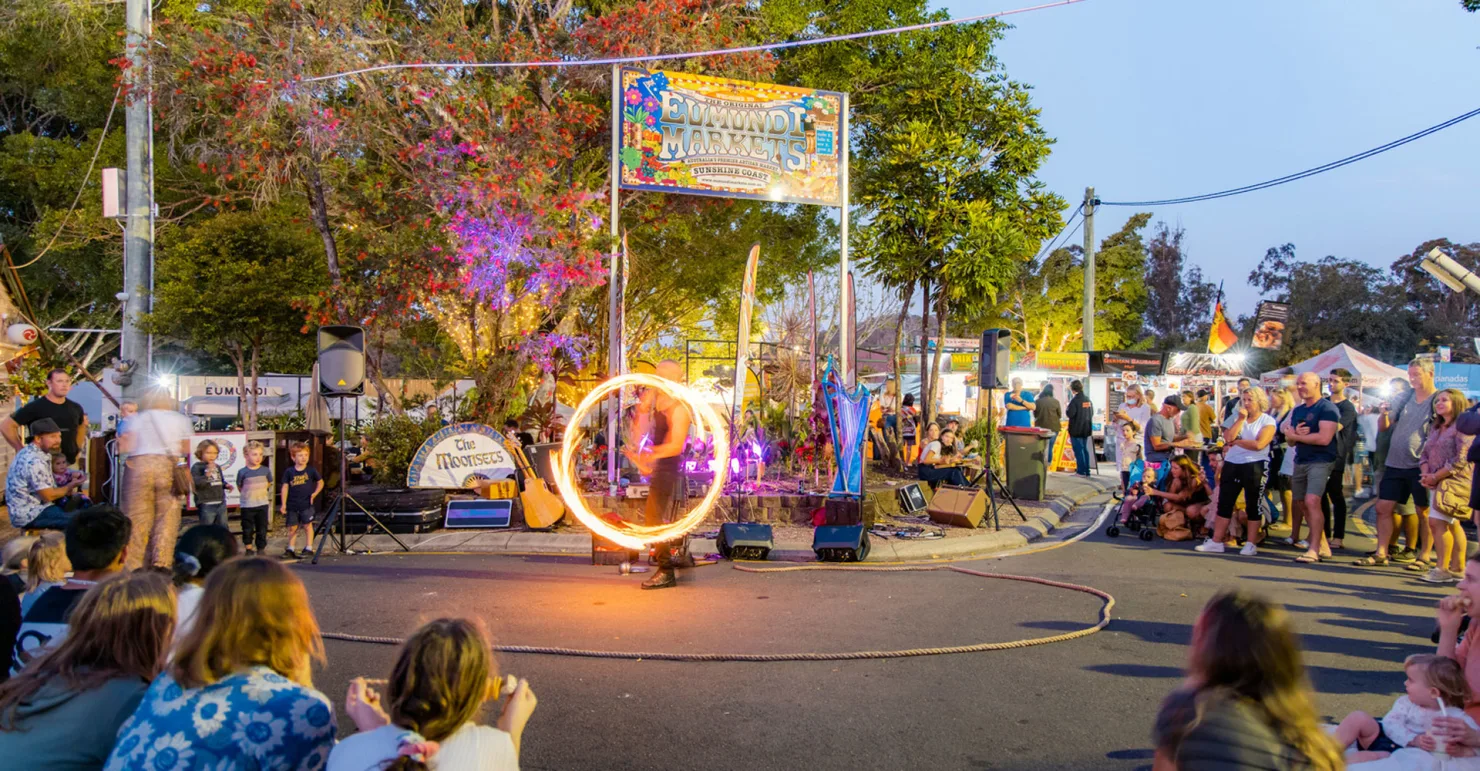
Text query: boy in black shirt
279 442 322 559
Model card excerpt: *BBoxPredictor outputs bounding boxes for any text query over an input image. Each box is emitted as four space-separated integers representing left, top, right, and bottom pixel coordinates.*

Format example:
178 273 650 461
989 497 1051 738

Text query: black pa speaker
717 523 773 560
813 525 871 562
979 328 1011 390
318 325 365 396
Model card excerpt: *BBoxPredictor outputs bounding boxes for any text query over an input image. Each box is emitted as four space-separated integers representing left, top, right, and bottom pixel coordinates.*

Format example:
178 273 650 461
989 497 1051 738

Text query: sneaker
1194 539 1226 553
243 548 256 557
298 549 314 559
1240 542 1258 556
281 549 299 560
1393 549 1418 564
1420 568 1460 584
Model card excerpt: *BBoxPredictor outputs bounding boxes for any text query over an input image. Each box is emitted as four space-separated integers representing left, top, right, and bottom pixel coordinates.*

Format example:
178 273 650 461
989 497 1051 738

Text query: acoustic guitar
512 443 565 529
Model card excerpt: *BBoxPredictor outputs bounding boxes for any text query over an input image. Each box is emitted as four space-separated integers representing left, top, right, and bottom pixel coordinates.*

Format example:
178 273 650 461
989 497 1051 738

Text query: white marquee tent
1260 344 1405 390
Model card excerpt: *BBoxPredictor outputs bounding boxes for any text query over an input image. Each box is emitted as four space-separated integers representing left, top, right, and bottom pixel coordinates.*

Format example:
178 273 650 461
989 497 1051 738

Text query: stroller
1107 459 1164 542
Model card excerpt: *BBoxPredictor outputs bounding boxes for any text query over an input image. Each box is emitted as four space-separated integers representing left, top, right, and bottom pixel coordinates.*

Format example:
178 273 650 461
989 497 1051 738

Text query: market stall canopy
1166 352 1248 378
1260 344 1404 389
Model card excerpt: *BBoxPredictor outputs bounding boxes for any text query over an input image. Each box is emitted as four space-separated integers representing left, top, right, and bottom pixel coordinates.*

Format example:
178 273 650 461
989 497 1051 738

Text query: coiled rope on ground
321 565 1115 662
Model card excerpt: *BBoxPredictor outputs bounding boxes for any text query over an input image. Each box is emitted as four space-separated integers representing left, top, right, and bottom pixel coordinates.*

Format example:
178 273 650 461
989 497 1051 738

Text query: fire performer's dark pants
645 460 688 570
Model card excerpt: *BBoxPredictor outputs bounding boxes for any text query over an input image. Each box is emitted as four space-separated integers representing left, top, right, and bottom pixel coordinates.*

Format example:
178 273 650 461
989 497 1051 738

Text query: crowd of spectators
0 507 537 770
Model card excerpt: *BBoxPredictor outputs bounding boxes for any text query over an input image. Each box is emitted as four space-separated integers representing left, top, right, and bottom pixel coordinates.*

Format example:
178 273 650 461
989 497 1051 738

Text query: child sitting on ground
20 533 68 616
171 524 239 647
1332 653 1478 766
50 454 89 511
327 618 538 771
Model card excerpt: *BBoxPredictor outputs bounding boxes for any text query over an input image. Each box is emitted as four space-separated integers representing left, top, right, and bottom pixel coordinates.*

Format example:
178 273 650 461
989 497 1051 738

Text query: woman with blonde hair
105 558 335 770
0 572 175 769
1198 386 1278 556
1418 388 1472 583
117 386 193 571
1153 591 1343 770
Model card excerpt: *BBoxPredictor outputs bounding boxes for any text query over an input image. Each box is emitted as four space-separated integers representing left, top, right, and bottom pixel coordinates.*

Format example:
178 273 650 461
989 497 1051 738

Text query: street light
1419 247 1480 295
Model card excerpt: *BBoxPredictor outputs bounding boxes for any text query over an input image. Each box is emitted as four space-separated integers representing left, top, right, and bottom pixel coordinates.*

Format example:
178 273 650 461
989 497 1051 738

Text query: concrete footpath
302 472 1117 562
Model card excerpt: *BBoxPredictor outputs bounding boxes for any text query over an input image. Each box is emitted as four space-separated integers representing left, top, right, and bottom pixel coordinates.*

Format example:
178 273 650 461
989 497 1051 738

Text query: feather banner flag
1207 295 1238 354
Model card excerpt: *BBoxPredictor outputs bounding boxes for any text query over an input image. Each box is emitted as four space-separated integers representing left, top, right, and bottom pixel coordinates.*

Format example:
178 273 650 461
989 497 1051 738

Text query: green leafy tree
983 212 1152 353
770 1 1062 424
1142 221 1219 350
144 207 325 429
1247 244 1418 365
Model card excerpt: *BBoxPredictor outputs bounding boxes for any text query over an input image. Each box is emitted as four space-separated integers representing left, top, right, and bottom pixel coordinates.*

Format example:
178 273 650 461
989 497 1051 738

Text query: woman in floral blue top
105 557 336 770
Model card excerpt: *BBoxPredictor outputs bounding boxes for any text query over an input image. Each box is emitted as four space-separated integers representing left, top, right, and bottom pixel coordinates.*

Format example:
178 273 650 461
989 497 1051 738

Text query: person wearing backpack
1357 359 1436 567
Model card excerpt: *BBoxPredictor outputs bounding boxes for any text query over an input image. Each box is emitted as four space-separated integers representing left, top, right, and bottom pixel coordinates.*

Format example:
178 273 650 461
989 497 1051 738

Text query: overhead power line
1031 204 1083 263
1099 105 1480 207
303 0 1089 82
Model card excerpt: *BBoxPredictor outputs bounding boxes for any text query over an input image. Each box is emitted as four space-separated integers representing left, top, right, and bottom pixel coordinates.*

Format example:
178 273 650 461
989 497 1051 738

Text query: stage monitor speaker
717 522 773 560
318 325 365 396
897 483 929 514
926 486 988 529
823 496 877 527
592 533 638 566
979 328 1011 390
525 443 562 489
813 525 871 562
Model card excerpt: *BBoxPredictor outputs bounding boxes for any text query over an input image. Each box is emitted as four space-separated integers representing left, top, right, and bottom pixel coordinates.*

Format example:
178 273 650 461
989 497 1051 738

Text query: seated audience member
0 537 34 596
171 524 239 647
5 418 87 530
0 572 175 769
20 533 69 616
917 429 972 488
328 618 538 771
49 453 90 512
1119 468 1157 526
1154 592 1343 770
1149 457 1212 541
1437 554 1480 732
105 558 335 771
12 505 130 676
1331 653 1474 765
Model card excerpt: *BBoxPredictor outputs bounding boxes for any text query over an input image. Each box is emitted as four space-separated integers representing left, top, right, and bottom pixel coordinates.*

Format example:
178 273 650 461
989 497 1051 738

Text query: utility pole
120 0 153 398
1081 186 1096 353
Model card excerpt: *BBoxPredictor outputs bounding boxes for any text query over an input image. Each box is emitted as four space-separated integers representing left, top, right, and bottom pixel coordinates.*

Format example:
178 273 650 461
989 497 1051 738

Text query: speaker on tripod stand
973 329 1027 530
311 326 409 563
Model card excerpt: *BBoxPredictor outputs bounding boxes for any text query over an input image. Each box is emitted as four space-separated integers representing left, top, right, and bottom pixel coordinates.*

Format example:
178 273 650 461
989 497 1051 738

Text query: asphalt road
296 493 1448 771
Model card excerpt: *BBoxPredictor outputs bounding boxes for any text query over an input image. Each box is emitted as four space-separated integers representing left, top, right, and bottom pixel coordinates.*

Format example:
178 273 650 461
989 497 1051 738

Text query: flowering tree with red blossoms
151 0 780 419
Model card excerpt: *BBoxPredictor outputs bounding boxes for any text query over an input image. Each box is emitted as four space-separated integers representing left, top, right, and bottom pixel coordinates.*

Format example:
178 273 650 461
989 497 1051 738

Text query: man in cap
5 417 86 530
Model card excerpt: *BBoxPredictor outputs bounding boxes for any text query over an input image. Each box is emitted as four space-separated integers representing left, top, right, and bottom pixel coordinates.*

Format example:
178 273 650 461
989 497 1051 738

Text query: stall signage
1092 351 1165 376
406 423 517 489
1035 351 1089 373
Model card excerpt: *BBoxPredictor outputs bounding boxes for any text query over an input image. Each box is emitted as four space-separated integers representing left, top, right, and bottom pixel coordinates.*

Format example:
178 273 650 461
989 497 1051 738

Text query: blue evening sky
940 0 1480 315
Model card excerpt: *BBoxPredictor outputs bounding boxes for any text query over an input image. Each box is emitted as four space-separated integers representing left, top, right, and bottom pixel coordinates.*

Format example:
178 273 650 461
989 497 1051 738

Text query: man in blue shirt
1003 378 1035 429
1285 371 1340 564
5 418 85 530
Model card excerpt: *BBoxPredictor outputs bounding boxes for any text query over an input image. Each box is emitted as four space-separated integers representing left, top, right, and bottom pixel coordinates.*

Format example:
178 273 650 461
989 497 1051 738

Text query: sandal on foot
1294 553 1323 564
1406 560 1434 572
1354 555 1390 566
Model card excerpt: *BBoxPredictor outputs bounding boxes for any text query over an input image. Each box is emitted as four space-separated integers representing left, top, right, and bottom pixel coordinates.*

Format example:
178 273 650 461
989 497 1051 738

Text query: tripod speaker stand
972 387 1029 531
310 396 410 563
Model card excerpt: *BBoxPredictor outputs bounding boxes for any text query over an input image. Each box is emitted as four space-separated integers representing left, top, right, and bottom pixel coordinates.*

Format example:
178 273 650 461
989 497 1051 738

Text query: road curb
309 476 1117 561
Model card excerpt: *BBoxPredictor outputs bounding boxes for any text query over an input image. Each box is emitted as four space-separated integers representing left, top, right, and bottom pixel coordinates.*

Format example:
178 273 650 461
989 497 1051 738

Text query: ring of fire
554 373 730 550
